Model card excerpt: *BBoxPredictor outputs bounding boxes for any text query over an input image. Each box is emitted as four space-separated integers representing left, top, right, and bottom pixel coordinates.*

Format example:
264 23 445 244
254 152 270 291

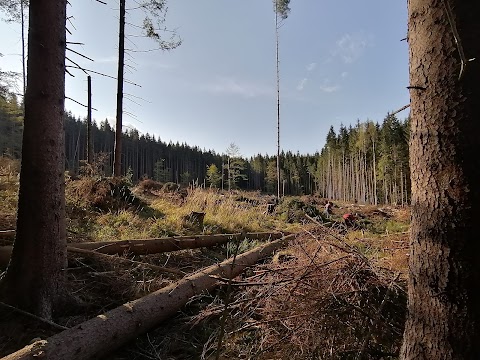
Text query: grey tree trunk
113 0 126 177
275 6 281 201
0 0 68 319
401 0 480 358
87 75 93 165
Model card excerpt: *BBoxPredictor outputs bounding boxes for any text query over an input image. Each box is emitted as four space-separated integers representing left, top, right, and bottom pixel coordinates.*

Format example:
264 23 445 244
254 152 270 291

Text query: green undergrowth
369 218 410 234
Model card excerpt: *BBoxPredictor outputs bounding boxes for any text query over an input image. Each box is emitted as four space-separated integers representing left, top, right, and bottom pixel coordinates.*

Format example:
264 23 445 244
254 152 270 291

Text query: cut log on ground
0 232 287 268
72 232 286 255
1 233 296 360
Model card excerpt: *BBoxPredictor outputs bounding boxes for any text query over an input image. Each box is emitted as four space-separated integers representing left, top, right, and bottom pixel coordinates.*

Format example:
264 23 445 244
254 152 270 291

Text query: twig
65 65 142 87
228 314 306 335
355 273 401 360
0 301 69 331
391 104 410 116
67 247 184 275
441 0 473 80
210 275 295 287
65 96 98 111
66 47 94 62
66 56 88 75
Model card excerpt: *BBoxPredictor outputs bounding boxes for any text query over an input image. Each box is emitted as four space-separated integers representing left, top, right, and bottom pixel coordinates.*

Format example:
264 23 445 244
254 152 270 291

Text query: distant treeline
1 94 409 205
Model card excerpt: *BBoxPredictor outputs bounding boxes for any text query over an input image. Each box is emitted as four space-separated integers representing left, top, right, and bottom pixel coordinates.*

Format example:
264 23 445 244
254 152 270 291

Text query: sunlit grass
148 188 292 235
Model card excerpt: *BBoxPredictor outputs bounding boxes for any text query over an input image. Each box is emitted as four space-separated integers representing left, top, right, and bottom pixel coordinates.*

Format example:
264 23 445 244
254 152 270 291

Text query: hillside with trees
1 101 409 205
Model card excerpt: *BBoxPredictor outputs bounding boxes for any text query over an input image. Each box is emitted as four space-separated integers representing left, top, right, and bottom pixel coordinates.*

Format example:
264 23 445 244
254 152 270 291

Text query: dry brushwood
199 227 407 359
66 247 184 275
2 234 296 360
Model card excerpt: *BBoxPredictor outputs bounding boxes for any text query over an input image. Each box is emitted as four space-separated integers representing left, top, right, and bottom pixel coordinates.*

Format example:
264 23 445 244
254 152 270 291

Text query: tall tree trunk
0 0 68 319
401 0 480 358
275 4 281 200
113 0 126 177
87 75 93 165
20 0 26 99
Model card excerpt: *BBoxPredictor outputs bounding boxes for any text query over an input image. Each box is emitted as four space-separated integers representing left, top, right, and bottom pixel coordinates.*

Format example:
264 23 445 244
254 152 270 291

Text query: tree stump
183 211 205 229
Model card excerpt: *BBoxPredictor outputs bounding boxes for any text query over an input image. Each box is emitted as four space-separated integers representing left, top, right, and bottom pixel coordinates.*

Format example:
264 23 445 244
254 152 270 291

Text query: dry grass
0 157 19 222
147 188 298 235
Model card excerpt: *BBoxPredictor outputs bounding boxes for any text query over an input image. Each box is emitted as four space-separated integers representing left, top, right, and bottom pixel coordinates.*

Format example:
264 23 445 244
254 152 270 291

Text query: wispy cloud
319 79 340 93
297 78 308 91
202 77 273 98
96 56 118 64
332 32 372 64
341 71 348 78
306 62 317 72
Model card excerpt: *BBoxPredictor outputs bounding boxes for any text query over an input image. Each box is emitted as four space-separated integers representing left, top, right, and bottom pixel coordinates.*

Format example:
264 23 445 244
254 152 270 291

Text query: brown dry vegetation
0 160 410 359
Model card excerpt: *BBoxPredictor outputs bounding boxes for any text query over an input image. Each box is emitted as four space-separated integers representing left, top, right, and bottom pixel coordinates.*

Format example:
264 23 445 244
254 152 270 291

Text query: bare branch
66 47 94 62
66 96 98 111
391 104 411 116
66 56 88 75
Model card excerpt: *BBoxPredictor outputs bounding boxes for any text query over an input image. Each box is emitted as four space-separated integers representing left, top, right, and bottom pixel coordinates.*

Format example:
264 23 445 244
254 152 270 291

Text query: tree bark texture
401 0 480 358
0 0 68 319
1 234 296 360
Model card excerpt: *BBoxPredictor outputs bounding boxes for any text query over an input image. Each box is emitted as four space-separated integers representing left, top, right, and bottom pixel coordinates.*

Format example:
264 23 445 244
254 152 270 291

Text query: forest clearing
0 159 410 359
1 0 480 358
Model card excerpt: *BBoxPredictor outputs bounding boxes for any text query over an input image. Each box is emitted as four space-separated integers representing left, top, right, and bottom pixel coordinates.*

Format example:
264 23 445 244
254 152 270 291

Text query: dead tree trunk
0 232 287 267
2 234 296 360
67 231 286 255
113 0 126 177
86 75 93 165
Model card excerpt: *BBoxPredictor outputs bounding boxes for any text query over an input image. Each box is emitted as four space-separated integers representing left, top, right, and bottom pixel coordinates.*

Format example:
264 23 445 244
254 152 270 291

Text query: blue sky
0 0 410 157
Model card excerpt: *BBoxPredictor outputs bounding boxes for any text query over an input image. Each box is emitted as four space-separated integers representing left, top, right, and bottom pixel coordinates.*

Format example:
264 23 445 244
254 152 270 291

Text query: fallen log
0 232 287 268
1 233 296 360
72 232 286 255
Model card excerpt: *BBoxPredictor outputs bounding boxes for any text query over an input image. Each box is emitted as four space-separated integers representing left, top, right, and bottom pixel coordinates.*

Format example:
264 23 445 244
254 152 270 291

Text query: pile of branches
195 226 407 359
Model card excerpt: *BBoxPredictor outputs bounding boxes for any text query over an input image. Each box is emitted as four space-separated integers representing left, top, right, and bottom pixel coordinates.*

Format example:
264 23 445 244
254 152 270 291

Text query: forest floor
0 168 410 359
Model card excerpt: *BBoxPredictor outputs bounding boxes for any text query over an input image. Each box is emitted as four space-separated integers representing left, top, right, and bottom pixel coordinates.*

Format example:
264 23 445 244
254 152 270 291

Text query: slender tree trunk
87 75 93 165
400 0 480 358
113 0 126 177
275 5 281 200
0 0 68 319
20 0 26 99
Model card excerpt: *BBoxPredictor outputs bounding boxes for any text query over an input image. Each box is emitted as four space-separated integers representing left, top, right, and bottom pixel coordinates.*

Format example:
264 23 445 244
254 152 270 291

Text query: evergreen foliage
0 105 410 204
